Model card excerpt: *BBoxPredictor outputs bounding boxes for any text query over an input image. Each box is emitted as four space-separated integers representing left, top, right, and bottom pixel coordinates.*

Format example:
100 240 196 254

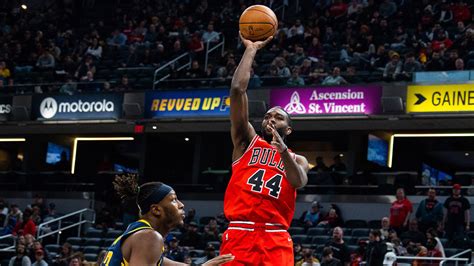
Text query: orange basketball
239 5 278 41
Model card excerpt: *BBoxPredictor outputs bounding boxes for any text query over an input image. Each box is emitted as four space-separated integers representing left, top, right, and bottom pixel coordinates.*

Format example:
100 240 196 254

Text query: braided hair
113 174 166 215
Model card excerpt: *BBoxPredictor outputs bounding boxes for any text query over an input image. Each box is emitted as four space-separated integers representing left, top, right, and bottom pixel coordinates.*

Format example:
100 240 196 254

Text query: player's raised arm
230 33 272 160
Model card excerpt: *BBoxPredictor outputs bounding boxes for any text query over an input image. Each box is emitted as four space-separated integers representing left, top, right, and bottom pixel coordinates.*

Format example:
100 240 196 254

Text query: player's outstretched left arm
270 125 309 188
163 254 235 266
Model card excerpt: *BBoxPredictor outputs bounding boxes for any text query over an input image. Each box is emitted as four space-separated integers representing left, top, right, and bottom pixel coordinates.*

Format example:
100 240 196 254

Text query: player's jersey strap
100 219 163 266
232 134 259 167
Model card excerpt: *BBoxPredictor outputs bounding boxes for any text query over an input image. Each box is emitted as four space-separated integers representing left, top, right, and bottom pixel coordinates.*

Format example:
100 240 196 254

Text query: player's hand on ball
239 31 273 50
202 254 235 265
270 124 287 154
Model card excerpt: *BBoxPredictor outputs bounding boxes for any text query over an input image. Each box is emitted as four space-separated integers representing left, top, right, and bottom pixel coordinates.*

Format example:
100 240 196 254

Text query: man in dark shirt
443 184 471 241
400 219 426 245
326 227 350 265
415 188 443 233
365 230 387 266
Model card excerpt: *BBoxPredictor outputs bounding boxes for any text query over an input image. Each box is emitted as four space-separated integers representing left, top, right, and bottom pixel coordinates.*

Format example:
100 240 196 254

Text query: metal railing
204 33 225 69
394 253 470 265
0 234 15 251
440 249 472 266
152 52 192 89
37 208 96 244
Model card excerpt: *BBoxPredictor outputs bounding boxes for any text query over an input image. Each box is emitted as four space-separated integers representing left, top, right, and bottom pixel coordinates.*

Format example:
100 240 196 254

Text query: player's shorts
220 221 293 266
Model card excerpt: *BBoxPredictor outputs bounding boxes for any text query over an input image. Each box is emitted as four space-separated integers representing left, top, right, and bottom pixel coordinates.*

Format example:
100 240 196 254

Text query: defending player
220 33 310 265
101 174 234 266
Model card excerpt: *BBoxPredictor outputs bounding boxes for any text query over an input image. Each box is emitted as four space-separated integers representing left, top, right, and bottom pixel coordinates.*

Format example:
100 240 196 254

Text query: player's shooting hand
202 254 235 266
270 124 287 154
239 31 273 50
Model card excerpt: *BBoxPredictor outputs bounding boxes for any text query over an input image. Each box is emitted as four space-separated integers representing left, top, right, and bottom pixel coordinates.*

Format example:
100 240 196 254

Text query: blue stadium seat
368 220 380 229
86 228 104 238
343 236 353 244
83 246 101 254
189 249 205 257
292 234 309 244
351 228 370 237
345 220 368 228
45 244 60 253
66 237 83 246
106 229 122 239
71 245 81 252
348 245 359 254
288 227 305 235
311 236 330 245
85 253 98 261
444 248 462 257
290 219 302 227
307 227 328 236
84 238 103 247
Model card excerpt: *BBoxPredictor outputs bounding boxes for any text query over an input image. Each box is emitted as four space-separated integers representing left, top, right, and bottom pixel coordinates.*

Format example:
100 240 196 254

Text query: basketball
239 5 278 41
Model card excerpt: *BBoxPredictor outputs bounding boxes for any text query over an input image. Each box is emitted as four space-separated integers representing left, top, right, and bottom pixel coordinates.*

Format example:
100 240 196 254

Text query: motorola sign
34 94 123 120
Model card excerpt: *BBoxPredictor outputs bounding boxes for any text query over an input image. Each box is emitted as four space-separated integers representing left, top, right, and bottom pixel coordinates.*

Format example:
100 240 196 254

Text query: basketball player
101 174 234 266
219 33 309 265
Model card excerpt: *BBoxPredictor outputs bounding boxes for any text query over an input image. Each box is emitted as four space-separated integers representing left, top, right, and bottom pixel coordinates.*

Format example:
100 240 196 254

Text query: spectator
188 33 204 60
364 230 387 266
32 249 48 266
380 217 391 240
9 244 31 266
344 65 362 84
416 188 443 233
273 57 291 78
294 243 304 263
295 248 320 266
203 218 219 242
434 2 453 25
379 0 397 18
400 219 426 246
383 52 402 81
0 61 11 84
425 51 444 71
248 67 262 89
319 208 343 228
184 60 204 80
326 227 350 265
184 208 198 225
36 50 55 70
321 247 341 266
389 188 412 234
287 67 305 86
401 52 422 81
202 24 220 44
74 56 96 80
12 208 37 237
300 201 323 228
390 238 407 256
454 58 464 71
180 221 202 249
193 244 217 265
165 237 186 262
311 157 329 172
412 246 429 266
53 242 73 266
59 77 77 95
443 183 470 242
289 45 306 66
322 67 348 86
426 228 445 258
330 155 346 172
85 38 102 60
307 37 322 59
115 75 132 91
107 29 127 47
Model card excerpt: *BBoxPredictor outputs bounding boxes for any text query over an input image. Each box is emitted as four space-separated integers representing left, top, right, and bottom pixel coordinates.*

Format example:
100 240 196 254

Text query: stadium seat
45 244 60 253
344 220 368 228
307 227 328 236
0 237 13 245
368 220 380 229
83 246 101 254
199 216 214 225
66 237 83 246
103 238 115 248
84 238 103 247
189 249 205 257
311 236 330 245
288 227 305 235
71 245 81 252
84 253 98 261
348 245 359 254
444 248 462 257
343 236 353 244
169 231 182 240
290 219 302 227
206 241 220 250
106 229 122 239
86 228 104 238
292 234 309 244
0 243 9 249
351 228 370 237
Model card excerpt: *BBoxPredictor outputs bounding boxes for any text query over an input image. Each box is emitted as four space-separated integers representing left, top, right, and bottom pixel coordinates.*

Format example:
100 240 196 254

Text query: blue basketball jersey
101 219 164 266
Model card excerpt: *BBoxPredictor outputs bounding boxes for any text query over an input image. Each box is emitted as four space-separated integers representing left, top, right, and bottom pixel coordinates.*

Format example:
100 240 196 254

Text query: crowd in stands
1 184 473 265
0 0 472 93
